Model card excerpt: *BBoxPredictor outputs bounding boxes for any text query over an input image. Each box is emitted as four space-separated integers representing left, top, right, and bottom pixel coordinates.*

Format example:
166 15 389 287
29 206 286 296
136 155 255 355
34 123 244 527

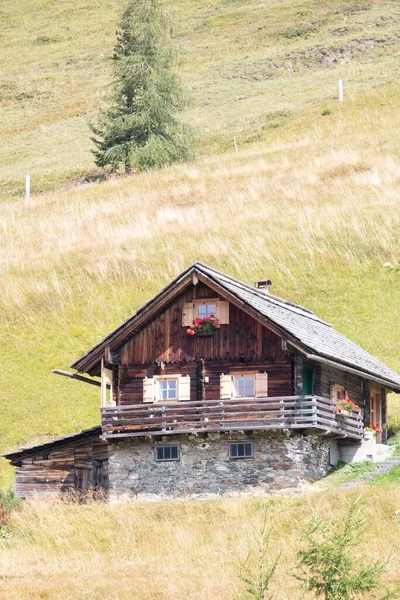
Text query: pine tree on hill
91 0 193 174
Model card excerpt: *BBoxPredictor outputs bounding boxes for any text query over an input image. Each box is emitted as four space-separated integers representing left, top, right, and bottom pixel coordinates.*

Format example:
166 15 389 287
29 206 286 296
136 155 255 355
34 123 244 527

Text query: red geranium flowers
333 395 360 414
186 315 219 336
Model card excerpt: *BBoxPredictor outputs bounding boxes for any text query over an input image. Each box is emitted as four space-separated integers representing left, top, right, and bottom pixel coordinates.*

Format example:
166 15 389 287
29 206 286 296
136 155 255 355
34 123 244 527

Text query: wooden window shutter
216 300 229 324
143 377 155 403
182 303 194 326
220 374 233 399
255 372 268 397
179 375 191 401
101 361 114 406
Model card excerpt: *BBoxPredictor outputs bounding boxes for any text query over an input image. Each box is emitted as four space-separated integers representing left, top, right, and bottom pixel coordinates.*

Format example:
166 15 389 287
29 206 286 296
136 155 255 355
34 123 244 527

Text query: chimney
255 279 272 293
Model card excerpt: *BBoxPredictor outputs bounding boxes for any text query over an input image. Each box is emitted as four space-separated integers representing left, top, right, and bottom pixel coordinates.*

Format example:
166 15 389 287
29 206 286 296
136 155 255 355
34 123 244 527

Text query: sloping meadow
0 487 399 599
1 85 400 484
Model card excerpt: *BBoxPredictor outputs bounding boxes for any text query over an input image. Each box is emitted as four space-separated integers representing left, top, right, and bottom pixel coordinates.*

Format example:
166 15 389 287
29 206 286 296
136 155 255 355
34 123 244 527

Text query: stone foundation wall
108 431 331 500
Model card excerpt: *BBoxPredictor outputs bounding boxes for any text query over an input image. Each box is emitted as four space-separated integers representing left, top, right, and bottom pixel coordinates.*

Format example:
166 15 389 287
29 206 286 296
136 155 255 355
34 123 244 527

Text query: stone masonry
108 431 331 500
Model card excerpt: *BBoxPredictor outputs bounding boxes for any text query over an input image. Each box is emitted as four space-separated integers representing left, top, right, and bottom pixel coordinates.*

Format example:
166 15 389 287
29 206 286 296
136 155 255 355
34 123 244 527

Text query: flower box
186 316 219 337
333 395 360 417
336 408 351 417
195 329 216 337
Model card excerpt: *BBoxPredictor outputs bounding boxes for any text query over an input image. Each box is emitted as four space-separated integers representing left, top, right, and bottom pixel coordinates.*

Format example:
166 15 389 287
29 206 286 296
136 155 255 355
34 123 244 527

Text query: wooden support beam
52 369 105 388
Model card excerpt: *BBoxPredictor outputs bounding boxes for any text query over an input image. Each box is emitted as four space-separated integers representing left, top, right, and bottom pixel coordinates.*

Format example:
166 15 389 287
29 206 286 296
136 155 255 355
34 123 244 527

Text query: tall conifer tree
91 0 192 174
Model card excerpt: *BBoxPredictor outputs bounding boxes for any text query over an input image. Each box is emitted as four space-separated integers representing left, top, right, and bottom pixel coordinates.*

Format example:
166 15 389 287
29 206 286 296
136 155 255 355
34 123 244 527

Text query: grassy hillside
1 0 399 197
0 487 399 599
0 2 400 597
1 0 400 489
1 87 400 484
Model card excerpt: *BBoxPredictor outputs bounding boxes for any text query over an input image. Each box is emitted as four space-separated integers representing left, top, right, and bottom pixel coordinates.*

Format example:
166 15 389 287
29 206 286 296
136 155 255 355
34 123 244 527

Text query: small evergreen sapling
91 0 193 174
239 509 281 600
295 496 390 600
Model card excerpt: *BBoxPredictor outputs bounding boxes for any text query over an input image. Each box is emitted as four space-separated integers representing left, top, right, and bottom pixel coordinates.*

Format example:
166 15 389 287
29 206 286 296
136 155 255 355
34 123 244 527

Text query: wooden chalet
5 262 400 499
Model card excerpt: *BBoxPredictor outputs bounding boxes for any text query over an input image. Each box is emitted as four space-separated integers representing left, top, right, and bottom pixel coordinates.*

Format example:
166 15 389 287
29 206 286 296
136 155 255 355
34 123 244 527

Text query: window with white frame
143 375 191 403
220 372 268 399
197 302 216 319
155 444 180 462
182 299 229 326
229 441 253 459
101 360 114 407
158 378 178 401
235 375 255 397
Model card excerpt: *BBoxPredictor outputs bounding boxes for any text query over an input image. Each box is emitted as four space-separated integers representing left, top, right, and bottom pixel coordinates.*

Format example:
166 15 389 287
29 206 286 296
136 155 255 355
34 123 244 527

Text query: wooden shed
4 427 108 499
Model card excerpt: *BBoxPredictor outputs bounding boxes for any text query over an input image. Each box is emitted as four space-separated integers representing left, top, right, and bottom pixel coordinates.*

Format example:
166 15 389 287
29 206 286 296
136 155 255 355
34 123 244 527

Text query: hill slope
1 0 400 486
1 0 399 197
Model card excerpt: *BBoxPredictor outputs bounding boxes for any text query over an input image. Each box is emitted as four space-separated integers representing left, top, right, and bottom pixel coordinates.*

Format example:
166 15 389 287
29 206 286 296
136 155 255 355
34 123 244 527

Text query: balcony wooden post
312 396 317 425
280 398 285 427
219 401 224 428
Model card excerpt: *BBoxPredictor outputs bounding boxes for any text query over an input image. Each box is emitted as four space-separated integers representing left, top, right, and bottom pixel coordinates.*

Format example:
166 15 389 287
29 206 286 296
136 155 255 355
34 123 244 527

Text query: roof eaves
71 263 199 373
306 353 400 391
2 426 102 462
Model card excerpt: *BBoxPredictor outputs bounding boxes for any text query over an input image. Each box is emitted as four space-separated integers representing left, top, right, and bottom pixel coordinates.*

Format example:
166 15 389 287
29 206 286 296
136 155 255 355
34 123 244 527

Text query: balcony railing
101 395 364 441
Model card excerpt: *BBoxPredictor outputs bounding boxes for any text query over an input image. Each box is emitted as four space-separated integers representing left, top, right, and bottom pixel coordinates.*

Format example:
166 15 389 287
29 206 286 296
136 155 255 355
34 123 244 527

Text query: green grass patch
387 432 400 457
321 461 376 487
371 465 400 486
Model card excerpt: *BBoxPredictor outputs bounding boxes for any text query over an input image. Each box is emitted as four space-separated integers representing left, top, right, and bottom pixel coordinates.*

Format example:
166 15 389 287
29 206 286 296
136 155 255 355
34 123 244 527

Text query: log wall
320 364 364 407
118 358 293 405
14 437 108 499
120 283 286 364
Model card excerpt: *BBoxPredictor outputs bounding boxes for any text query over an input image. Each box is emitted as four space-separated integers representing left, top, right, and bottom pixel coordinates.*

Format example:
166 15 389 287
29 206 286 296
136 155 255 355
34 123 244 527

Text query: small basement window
155 444 180 462
229 442 254 459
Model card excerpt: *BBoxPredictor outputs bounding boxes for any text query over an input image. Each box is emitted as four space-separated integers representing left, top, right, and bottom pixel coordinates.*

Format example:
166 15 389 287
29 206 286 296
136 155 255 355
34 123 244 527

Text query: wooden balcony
101 395 364 441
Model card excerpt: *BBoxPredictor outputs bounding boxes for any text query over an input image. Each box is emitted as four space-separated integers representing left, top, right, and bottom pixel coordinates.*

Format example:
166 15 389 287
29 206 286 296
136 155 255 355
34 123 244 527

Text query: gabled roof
71 262 400 390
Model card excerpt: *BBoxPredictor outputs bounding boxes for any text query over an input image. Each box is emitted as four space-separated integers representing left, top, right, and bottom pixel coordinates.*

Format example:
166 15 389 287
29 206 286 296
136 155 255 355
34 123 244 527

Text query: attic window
182 299 229 326
198 303 216 319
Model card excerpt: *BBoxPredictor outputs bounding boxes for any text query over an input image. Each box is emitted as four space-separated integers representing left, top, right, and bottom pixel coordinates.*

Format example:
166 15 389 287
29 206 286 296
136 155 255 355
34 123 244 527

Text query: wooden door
303 365 313 396
93 461 109 493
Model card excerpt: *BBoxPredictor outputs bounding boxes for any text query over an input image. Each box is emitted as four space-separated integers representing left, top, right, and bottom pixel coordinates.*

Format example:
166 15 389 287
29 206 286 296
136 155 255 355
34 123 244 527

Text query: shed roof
2 426 102 465
71 262 400 390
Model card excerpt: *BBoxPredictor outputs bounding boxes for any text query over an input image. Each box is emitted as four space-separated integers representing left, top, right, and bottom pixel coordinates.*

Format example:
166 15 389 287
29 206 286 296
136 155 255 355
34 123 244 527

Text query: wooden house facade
4 263 400 499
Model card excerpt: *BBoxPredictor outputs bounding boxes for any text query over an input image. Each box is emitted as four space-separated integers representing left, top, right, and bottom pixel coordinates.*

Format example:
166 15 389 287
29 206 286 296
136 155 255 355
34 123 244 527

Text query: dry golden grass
1 0 399 196
0 487 399 599
2 89 400 320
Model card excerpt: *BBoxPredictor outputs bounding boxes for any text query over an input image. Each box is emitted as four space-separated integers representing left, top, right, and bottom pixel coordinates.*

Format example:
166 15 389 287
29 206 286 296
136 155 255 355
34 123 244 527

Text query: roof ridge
194 263 330 326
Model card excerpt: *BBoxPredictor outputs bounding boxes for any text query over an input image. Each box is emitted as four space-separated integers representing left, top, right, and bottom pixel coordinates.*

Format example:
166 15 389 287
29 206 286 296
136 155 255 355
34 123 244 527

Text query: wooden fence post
338 79 344 102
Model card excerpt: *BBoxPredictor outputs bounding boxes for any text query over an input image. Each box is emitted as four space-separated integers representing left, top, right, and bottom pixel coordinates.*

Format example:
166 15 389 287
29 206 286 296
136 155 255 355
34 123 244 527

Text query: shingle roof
195 263 400 389
72 262 400 390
